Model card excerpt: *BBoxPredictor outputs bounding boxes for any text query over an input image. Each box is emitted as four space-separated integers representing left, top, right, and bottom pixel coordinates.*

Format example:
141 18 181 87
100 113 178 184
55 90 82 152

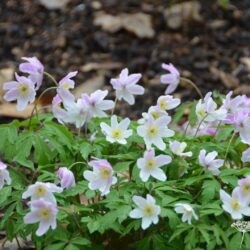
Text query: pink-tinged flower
83 159 117 196
138 106 170 124
110 68 144 105
0 161 11 189
24 199 58 236
100 115 132 144
222 91 243 114
227 111 250 145
54 90 88 129
198 149 224 176
81 90 114 119
3 73 36 111
57 71 78 102
137 115 174 150
174 203 198 224
129 194 161 230
160 63 180 94
169 140 192 157
242 148 250 163
57 167 75 189
238 176 250 202
196 92 227 122
58 71 77 90
19 57 44 90
137 148 171 182
220 188 250 219
22 182 63 203
157 95 181 111
52 94 68 124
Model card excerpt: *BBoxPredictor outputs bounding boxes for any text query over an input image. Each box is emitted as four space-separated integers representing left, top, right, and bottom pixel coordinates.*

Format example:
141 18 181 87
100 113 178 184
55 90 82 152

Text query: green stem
224 132 236 162
111 97 118 116
69 161 86 170
194 115 208 137
180 77 203 99
44 71 59 86
28 86 57 129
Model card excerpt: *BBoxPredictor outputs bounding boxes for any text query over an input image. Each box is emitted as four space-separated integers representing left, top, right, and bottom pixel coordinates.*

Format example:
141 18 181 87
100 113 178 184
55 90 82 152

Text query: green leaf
188 101 198 127
201 179 221 203
65 244 80 250
0 186 12 205
79 141 92 160
215 126 234 142
114 161 133 172
44 243 66 250
33 136 52 164
71 237 90 246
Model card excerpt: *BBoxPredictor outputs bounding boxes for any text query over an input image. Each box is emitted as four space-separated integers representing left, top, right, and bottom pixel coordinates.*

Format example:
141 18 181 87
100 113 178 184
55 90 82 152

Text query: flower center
111 128 123 140
143 204 155 216
231 199 241 210
19 84 29 96
197 109 206 119
243 184 250 194
38 208 51 220
147 125 158 138
151 111 160 119
62 82 70 89
146 158 156 170
99 167 111 180
159 100 167 110
35 186 47 197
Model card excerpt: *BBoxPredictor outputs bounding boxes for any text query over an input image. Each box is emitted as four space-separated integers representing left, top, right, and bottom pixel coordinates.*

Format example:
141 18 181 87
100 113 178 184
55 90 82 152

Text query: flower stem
194 115 208 137
44 71 58 86
28 86 57 129
224 132 236 162
111 97 118 116
180 77 203 99
69 161 86 169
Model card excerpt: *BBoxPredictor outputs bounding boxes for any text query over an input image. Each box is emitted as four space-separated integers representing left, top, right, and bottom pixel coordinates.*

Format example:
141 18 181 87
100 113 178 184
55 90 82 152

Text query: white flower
81 90 114 119
129 194 161 230
157 95 181 111
220 188 250 220
3 73 36 111
24 199 58 236
110 68 144 105
83 159 117 196
0 161 11 189
198 149 224 176
100 115 132 144
137 115 174 150
242 148 250 163
137 148 171 182
174 203 198 224
22 182 63 204
169 140 192 157
238 176 250 202
138 106 170 124
57 167 76 189
195 92 227 122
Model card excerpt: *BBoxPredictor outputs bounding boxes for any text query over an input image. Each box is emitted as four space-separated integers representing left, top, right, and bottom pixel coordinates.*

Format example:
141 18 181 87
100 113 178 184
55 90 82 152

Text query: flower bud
57 167 75 189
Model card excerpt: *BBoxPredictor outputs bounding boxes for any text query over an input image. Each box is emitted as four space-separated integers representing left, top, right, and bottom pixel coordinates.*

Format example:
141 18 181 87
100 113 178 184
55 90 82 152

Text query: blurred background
0 0 249 118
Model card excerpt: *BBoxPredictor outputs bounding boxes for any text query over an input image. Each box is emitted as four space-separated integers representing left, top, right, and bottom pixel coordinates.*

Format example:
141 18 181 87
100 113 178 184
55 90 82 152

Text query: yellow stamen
111 128 123 140
231 199 241 210
99 167 111 180
38 208 51 220
146 159 156 170
143 205 155 216
147 125 158 138
35 186 47 197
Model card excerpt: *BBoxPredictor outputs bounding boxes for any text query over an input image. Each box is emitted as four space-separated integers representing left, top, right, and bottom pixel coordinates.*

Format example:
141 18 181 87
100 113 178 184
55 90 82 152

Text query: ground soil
0 0 249 118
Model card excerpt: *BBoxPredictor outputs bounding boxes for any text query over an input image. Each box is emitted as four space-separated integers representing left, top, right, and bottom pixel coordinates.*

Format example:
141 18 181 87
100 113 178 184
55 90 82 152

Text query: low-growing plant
0 57 250 250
